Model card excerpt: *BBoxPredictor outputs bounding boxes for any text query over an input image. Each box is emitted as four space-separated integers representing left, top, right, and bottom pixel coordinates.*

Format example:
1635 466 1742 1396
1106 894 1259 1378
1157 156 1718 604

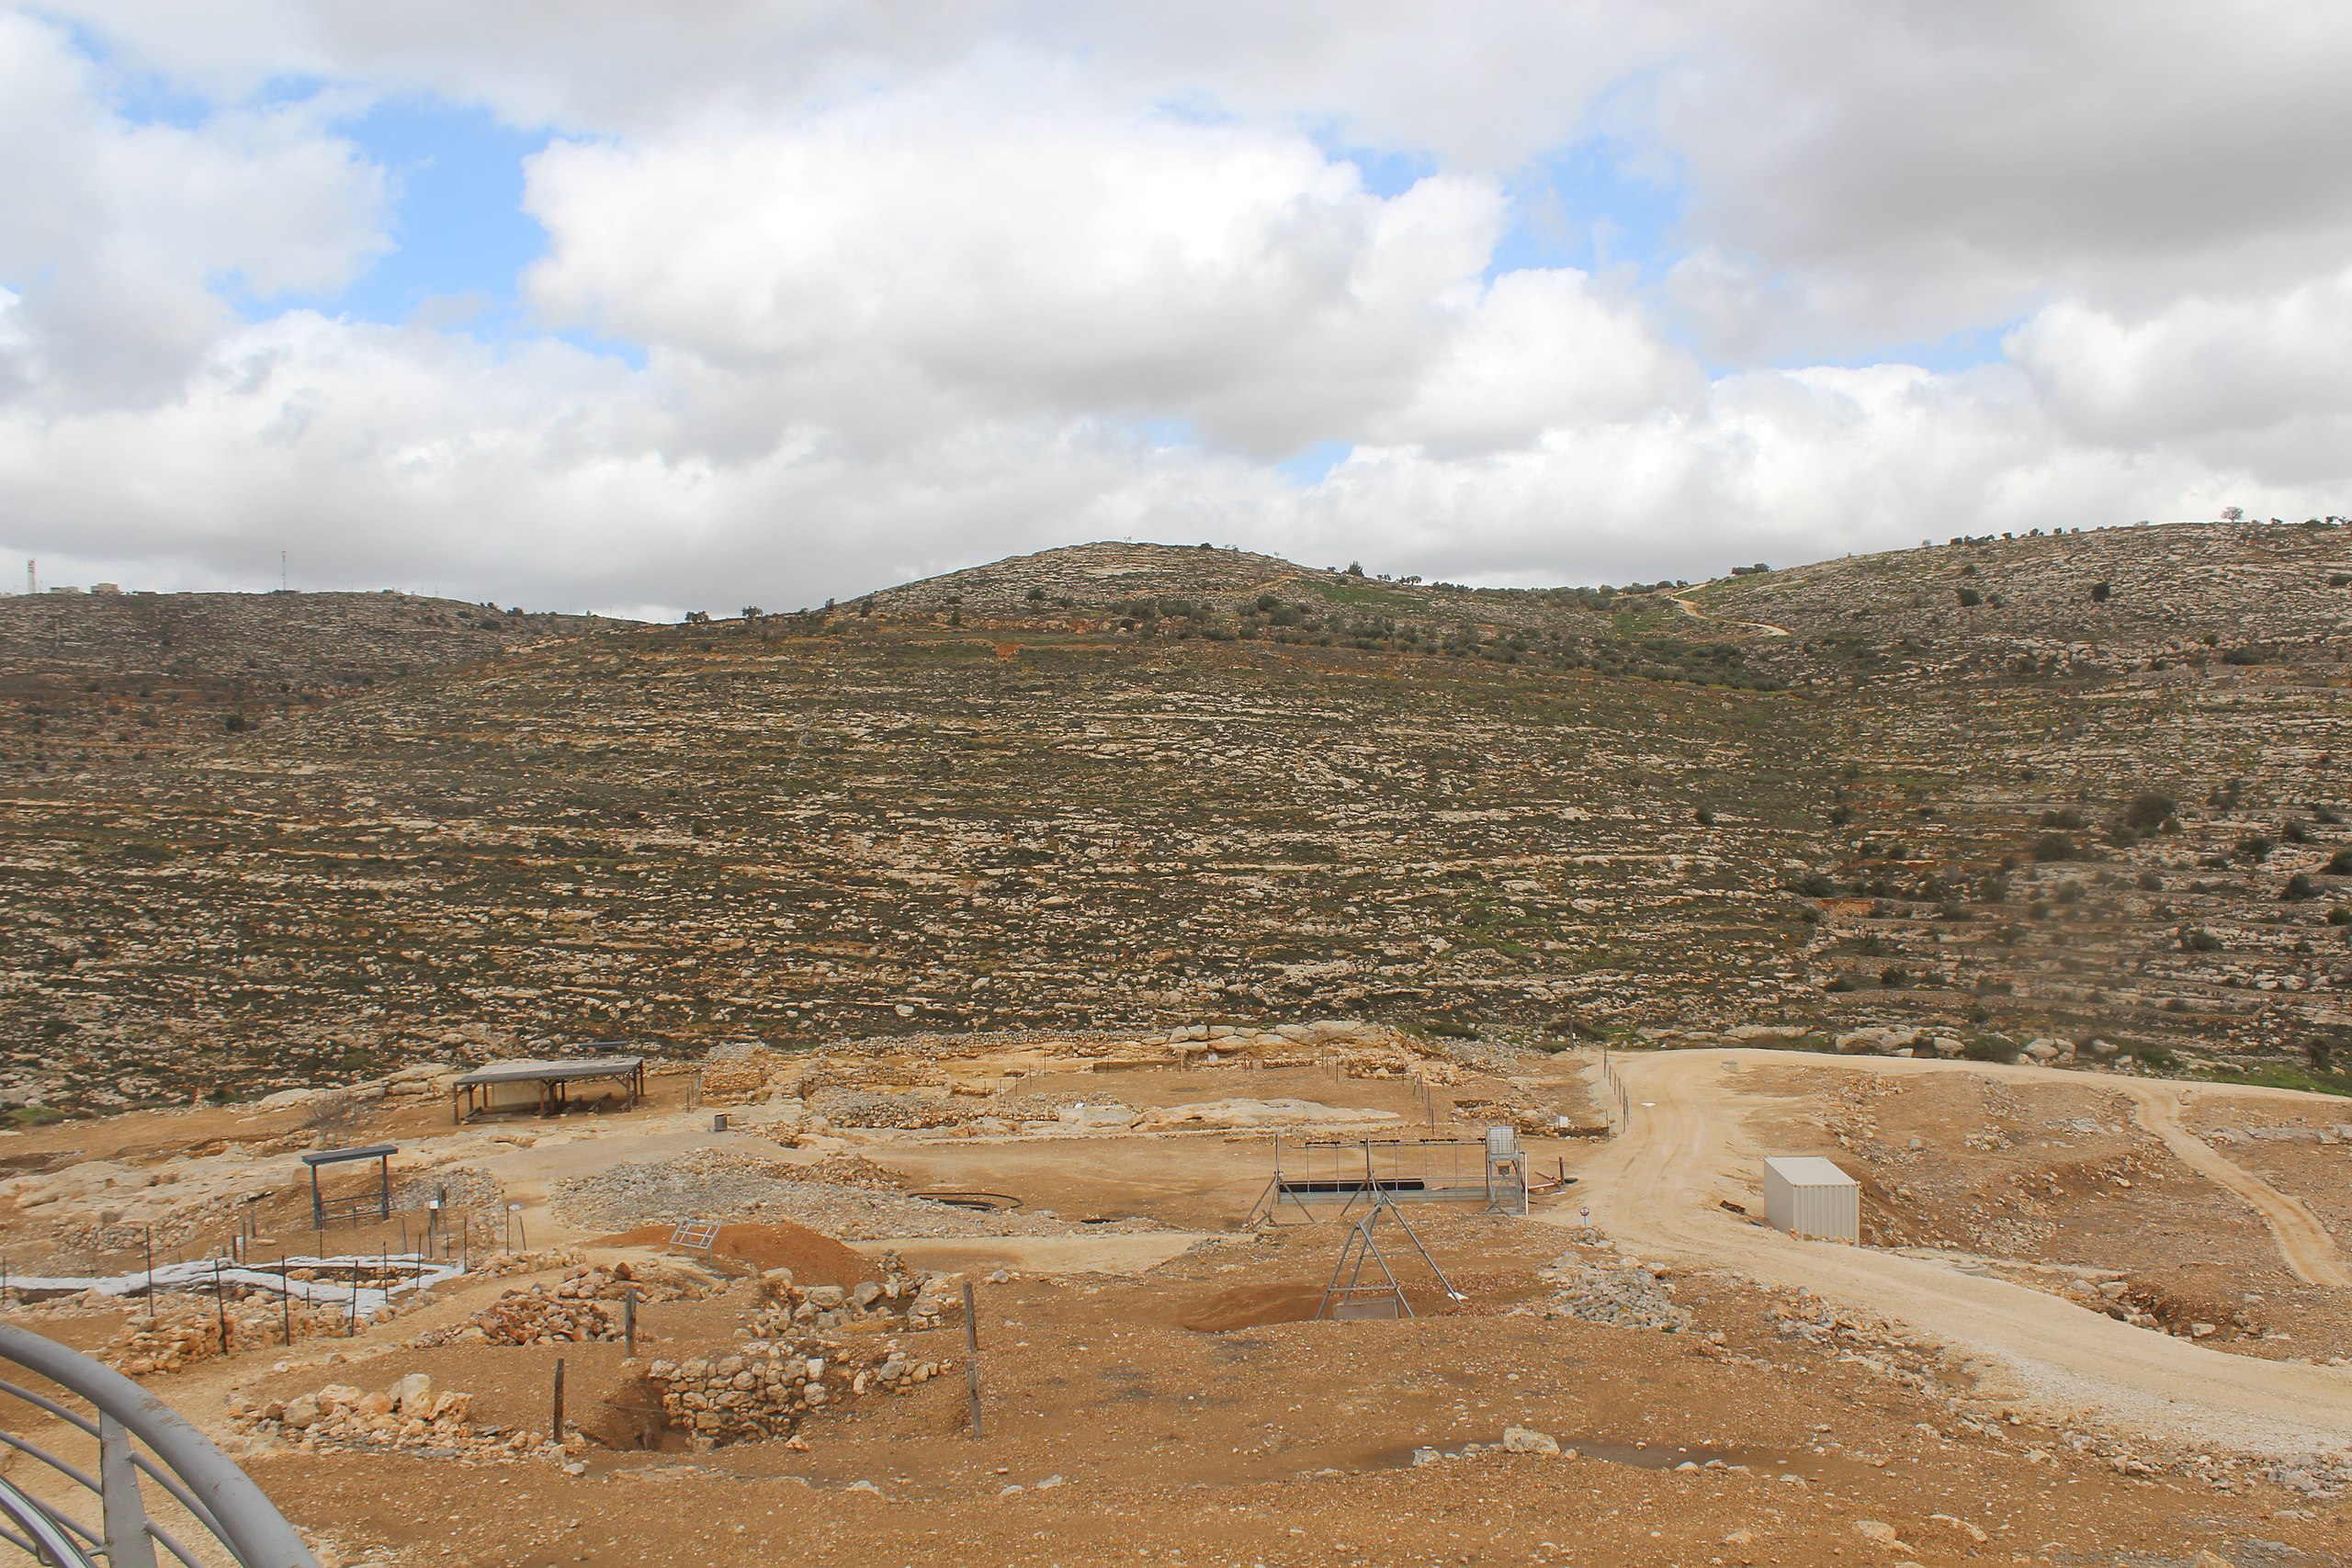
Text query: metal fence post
961 1281 983 1439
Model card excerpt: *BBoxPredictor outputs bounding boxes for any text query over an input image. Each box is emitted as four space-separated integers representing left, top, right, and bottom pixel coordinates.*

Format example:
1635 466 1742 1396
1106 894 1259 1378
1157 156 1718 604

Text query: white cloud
1366 267 1702 452
2008 271 2352 448
0 307 1296 609
1288 360 2296 588
41 0 1690 161
1647 2 2352 355
0 11 386 403
11 301 2328 616
6 1 2352 612
520 78 1511 455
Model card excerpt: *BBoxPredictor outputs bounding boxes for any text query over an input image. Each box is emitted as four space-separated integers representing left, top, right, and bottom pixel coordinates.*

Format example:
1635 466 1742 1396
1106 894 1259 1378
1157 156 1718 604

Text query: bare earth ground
1 1043 2349 1566
1580 1051 2352 1451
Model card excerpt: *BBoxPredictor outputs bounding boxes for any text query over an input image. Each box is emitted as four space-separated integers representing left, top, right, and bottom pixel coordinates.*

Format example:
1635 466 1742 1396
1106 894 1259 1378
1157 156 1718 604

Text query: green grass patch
1304 581 1433 615
1610 604 1680 637
2227 1063 2352 1098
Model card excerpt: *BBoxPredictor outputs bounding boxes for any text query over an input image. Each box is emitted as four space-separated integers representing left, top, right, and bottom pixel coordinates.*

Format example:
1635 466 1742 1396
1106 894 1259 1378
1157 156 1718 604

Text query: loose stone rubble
1522 1252 1695 1331
645 1335 950 1446
232 1373 552 1463
553 1150 1163 1241
408 1265 688 1348
752 1252 958 1334
109 1295 349 1373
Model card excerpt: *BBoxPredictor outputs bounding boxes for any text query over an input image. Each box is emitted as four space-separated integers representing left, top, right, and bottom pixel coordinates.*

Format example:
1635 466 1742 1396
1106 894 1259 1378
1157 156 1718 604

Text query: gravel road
1554 1047 2352 1458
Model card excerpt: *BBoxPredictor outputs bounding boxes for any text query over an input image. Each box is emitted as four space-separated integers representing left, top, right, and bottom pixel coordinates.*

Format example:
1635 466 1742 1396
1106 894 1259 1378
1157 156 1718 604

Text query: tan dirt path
2114 1081 2352 1287
1546 1048 2352 1457
1665 591 1791 637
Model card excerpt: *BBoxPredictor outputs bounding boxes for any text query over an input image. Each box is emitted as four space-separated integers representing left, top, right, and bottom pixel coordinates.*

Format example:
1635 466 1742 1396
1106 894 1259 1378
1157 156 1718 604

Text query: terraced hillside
3 525 2351 1111
1702 520 2352 1071
0 589 613 767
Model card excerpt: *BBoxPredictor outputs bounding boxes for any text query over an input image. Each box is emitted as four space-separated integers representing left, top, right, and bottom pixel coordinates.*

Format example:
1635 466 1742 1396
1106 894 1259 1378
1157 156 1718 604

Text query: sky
4 4 2351 617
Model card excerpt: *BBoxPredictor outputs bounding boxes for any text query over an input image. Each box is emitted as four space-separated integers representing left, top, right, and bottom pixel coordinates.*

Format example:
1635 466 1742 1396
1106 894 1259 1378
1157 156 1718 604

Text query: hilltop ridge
2 519 2350 1111
868 540 1330 615
0 589 616 765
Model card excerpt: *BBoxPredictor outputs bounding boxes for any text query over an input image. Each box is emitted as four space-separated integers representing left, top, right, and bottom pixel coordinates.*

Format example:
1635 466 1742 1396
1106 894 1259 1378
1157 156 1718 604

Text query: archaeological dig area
4 530 2352 1566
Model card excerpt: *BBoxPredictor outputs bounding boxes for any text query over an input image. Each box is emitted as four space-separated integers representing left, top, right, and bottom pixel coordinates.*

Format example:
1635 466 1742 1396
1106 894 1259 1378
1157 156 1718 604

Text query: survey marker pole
962 1280 984 1439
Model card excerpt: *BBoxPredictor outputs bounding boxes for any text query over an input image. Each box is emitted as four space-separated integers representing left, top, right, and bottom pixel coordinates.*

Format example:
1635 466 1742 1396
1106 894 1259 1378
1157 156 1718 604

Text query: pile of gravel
552 1153 1163 1242
554 1160 800 1233
810 1089 965 1130
393 1167 503 1213
1525 1253 1693 1332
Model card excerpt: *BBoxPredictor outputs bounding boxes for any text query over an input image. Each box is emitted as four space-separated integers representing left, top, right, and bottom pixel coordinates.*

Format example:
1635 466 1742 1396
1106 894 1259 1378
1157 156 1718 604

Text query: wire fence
1598 1046 1632 1136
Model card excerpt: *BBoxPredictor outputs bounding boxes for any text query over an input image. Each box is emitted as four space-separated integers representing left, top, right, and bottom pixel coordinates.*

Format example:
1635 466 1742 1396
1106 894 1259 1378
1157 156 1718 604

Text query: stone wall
645 1334 951 1446
410 1263 696 1348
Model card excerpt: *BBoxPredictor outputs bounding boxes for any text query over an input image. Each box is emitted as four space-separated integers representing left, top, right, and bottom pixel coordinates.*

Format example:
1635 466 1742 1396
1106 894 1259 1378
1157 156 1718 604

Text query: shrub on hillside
2119 791 2177 834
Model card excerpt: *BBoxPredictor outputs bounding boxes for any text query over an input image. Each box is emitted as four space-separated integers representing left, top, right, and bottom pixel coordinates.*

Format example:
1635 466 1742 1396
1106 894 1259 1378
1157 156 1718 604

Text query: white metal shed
1763 1156 1860 1242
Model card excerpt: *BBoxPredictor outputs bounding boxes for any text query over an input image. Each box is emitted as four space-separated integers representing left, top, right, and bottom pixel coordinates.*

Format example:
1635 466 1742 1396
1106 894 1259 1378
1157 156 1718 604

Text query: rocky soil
0 1026 2341 1568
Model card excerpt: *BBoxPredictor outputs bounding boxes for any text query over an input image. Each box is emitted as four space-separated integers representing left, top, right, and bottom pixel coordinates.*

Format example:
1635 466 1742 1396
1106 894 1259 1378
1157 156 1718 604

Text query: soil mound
1170 1277 1478 1330
1172 1281 1328 1332
589 1220 876 1286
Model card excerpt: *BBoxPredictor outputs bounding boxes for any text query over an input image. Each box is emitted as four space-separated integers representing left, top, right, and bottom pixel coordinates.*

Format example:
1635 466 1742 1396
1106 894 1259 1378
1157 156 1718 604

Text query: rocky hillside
3 526 2350 1111
0 590 617 768
1703 517 2352 682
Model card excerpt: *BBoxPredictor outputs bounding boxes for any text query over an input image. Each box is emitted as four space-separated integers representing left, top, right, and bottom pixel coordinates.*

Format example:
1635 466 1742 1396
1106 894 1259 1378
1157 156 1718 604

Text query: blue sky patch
331 96 551 328
1490 137 1684 283
1277 439 1354 485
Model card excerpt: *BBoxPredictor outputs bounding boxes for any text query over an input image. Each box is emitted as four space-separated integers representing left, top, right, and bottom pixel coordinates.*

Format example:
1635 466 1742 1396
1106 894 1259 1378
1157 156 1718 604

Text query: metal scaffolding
1249 1129 1529 1224
1317 1182 1466 1320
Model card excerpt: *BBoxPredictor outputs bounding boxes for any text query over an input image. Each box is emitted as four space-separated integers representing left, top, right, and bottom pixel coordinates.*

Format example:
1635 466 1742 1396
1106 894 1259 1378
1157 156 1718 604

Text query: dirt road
1664 591 1790 637
1554 1049 2352 1456
2116 1082 2352 1287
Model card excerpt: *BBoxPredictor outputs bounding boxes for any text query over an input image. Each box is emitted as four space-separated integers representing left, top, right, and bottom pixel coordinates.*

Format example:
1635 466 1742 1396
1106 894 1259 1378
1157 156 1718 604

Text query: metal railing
0 1321 318 1567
